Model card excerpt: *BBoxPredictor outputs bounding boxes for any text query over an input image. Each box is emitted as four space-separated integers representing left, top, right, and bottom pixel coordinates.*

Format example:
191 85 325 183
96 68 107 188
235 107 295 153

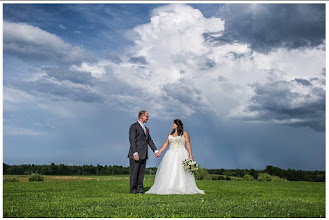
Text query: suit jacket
128 122 157 160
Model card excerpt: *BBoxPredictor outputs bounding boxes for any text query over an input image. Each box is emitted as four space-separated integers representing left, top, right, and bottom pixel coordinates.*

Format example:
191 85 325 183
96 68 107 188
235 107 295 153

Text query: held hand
189 155 193 160
133 154 139 161
155 152 161 157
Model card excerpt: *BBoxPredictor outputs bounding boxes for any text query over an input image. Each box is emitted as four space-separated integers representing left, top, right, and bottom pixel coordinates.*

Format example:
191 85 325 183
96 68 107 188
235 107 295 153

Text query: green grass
3 175 325 218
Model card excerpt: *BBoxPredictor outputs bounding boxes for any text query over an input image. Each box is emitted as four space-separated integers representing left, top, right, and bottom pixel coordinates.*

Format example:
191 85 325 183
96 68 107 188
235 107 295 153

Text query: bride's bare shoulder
183 131 189 136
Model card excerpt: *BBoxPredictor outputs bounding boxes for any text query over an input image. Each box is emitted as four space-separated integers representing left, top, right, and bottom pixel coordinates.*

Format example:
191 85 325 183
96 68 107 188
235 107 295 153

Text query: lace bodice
168 135 186 150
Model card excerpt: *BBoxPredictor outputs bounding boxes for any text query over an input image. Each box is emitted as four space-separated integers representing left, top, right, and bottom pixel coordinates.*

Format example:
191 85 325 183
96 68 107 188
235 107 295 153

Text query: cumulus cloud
113 4 325 131
215 4 325 53
3 21 92 64
133 4 224 61
107 4 227 114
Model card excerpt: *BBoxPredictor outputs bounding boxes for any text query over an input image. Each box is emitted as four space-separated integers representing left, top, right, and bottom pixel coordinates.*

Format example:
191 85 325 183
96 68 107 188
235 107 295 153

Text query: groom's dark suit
128 121 157 193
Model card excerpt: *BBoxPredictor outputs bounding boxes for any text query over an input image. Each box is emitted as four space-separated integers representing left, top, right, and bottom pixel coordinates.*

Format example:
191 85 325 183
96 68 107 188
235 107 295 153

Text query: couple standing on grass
128 110 204 195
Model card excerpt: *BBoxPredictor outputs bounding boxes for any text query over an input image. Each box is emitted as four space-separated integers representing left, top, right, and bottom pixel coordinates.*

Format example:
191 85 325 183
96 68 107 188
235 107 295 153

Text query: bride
145 119 204 195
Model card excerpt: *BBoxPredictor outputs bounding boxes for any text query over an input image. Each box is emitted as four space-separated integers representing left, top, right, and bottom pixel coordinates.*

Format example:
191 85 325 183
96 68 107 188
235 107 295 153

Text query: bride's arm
184 131 193 160
159 133 170 153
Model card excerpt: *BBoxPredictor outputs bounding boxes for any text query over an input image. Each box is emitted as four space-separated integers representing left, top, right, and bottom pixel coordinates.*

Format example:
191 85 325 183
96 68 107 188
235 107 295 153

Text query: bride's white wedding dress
145 135 205 195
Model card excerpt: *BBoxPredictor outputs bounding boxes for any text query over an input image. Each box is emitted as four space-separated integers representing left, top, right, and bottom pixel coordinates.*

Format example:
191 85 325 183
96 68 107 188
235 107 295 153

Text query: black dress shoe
137 191 144 194
130 191 138 194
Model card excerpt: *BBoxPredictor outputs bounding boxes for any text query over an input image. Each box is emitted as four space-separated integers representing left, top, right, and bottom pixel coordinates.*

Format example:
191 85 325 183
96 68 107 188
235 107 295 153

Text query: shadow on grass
144 186 151 191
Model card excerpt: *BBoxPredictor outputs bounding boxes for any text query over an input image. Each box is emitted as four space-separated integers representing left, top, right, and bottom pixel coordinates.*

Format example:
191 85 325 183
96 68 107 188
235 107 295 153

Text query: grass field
3 175 325 218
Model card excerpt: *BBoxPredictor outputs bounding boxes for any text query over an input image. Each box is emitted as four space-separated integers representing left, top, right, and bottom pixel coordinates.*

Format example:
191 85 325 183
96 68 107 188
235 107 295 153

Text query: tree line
3 163 324 182
208 165 325 182
3 163 157 176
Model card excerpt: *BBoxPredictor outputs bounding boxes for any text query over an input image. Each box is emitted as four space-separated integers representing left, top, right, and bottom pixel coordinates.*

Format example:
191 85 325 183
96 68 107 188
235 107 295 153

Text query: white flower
182 159 199 174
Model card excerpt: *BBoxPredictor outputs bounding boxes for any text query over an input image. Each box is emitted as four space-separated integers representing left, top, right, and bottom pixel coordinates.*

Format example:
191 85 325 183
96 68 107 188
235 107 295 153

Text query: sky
3 3 326 170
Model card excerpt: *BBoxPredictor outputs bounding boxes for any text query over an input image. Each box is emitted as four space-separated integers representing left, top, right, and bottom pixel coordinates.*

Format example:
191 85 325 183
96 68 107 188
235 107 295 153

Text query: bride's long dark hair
171 119 184 136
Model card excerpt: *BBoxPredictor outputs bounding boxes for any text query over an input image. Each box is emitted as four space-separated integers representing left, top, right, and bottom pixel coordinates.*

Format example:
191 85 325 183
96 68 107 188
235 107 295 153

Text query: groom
128 111 161 194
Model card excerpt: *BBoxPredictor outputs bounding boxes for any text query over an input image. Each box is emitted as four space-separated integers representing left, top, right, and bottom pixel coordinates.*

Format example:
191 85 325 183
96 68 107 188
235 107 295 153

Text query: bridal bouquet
182 159 199 174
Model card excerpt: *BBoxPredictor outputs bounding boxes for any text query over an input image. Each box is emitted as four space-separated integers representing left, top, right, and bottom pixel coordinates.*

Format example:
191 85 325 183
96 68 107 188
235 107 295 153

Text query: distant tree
243 174 254 181
194 168 211 180
249 168 257 178
3 163 9 174
257 173 272 181
50 163 58 175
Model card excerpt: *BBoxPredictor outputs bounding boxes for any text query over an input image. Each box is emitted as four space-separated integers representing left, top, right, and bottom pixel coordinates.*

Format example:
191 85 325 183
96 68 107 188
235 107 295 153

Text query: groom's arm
129 124 138 155
148 135 158 153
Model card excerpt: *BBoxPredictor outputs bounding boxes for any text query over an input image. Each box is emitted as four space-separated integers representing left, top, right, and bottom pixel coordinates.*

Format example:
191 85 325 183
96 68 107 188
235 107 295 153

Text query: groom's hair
138 111 147 118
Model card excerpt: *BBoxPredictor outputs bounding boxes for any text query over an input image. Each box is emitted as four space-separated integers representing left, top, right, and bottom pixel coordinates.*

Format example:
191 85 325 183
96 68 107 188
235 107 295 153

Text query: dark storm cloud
209 4 325 53
247 77 325 132
294 78 312 86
